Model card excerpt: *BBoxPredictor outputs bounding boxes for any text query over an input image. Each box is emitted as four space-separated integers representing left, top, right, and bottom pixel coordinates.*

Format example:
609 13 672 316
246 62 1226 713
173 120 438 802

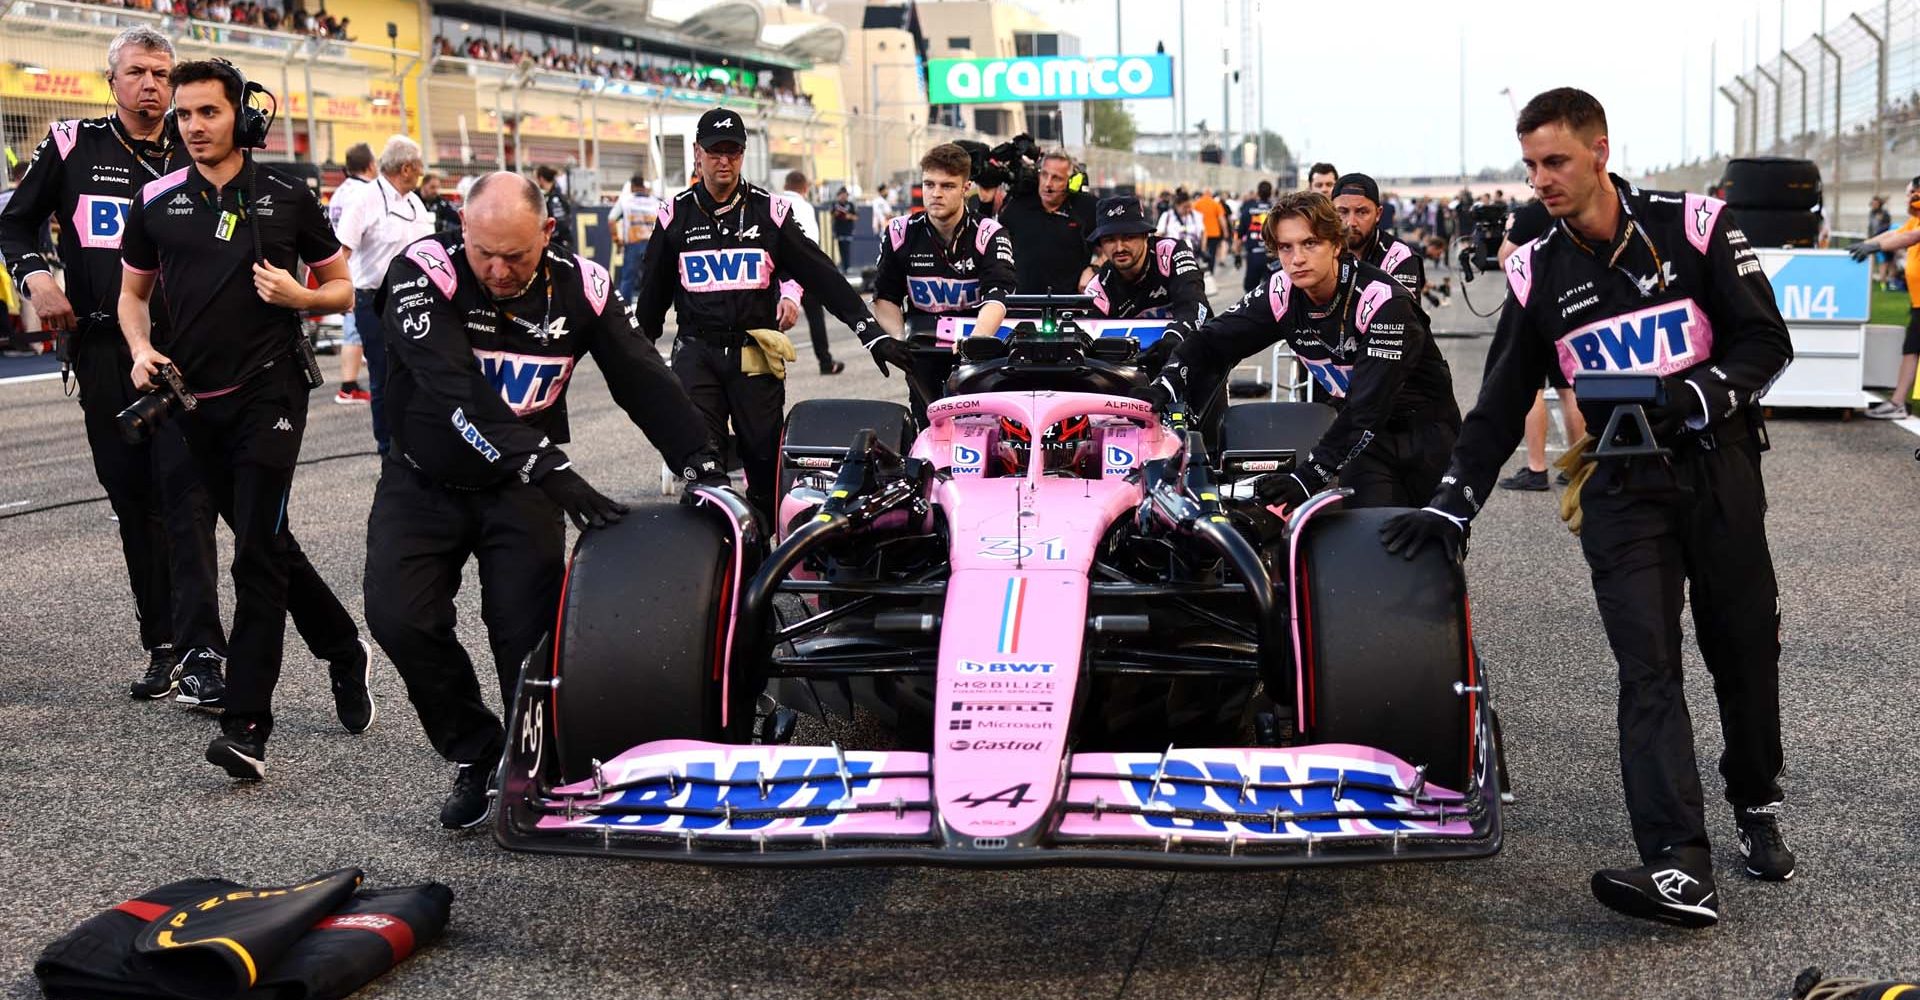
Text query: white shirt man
335 172 433 291
868 186 895 234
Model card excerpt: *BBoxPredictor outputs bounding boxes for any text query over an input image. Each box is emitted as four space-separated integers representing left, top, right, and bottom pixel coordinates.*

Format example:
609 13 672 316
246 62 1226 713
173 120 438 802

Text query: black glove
1137 332 1180 371
681 450 732 488
1379 508 1468 562
866 335 913 377
1848 241 1877 262
538 466 629 530
1250 471 1313 509
1645 376 1707 437
1135 379 1178 411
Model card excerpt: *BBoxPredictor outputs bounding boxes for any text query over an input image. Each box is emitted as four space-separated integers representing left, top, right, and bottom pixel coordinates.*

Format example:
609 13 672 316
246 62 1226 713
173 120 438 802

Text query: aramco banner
926 55 1175 104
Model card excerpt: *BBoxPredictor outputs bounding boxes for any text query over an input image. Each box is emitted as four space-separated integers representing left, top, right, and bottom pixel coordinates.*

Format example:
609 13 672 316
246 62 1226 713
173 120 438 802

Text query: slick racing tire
1295 506 1474 793
552 504 733 782
1216 401 1337 476
778 398 913 502
1728 207 1823 249
1719 157 1823 210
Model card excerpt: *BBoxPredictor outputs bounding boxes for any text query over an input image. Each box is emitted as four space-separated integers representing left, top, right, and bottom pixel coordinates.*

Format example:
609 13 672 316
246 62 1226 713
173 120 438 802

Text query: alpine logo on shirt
473 349 578 416
73 194 130 249
907 275 982 311
679 248 772 291
1555 297 1715 382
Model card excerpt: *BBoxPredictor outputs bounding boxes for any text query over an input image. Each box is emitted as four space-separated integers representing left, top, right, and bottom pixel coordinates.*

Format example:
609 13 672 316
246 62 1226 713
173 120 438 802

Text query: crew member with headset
369 172 728 829
0 27 225 700
118 59 369 781
1382 89 1795 927
1147 191 1459 508
632 107 899 521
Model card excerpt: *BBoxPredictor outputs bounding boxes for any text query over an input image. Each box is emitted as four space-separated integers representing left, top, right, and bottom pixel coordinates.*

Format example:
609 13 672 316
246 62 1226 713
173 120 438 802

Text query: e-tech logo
73 195 130 250
951 443 984 473
473 350 577 416
678 248 772 291
906 276 982 311
1558 299 1713 377
958 659 1055 675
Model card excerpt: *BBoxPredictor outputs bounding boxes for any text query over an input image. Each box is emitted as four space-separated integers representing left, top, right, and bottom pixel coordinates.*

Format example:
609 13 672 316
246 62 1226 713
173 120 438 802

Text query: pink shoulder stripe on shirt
1503 240 1536 307
974 217 1004 255
306 246 346 269
121 261 157 276
575 254 611 315
404 240 458 298
1266 270 1292 320
51 120 81 161
1681 192 1724 256
141 166 192 205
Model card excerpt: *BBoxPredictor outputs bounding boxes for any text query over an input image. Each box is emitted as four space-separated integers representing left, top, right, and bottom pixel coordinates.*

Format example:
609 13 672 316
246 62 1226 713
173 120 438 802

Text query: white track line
1864 392 1920 438
0 371 62 386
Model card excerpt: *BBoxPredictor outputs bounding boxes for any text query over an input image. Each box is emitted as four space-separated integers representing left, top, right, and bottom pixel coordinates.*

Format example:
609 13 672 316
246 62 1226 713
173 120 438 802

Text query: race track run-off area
1 285 1916 999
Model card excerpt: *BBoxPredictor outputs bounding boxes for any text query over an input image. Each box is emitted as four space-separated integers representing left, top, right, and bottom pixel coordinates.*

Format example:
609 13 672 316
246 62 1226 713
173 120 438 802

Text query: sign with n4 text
927 55 1176 104
1758 249 1870 323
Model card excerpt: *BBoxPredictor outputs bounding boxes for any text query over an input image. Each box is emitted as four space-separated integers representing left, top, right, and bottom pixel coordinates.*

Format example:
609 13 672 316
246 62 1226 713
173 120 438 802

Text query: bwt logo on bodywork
679 248 772 291
1559 299 1714 378
473 350 577 416
957 660 1055 674
951 443 983 472
907 276 981 310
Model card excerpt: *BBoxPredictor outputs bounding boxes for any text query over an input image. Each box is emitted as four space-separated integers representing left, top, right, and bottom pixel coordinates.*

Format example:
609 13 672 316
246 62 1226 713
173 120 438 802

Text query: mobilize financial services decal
928 55 1175 104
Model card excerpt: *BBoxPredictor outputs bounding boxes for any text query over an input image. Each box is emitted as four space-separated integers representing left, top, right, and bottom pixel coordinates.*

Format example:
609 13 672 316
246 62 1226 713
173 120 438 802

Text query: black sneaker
1736 802 1796 881
206 715 270 781
329 638 377 735
1498 467 1550 491
1591 857 1720 928
440 763 494 829
174 650 227 708
130 645 182 699
819 360 846 375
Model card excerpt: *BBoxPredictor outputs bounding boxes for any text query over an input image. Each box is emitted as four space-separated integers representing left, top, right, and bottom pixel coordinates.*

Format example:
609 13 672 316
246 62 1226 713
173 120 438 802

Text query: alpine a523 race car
496 296 1504 868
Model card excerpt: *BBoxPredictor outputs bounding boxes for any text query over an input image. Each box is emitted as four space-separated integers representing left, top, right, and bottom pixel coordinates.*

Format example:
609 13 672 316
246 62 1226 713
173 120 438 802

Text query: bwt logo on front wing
473 350 577 416
679 248 773 291
1559 299 1713 377
957 659 1055 674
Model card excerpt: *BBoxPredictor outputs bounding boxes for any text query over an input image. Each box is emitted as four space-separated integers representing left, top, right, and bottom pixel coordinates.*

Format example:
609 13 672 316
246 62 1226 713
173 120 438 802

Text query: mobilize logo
948 739 1043 752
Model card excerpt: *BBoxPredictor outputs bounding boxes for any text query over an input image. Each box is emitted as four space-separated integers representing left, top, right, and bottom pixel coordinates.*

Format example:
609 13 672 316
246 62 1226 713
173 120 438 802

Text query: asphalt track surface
2 271 1917 999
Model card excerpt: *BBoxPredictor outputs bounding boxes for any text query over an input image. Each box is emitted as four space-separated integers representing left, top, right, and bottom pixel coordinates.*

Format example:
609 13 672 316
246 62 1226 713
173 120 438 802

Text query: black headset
162 58 273 150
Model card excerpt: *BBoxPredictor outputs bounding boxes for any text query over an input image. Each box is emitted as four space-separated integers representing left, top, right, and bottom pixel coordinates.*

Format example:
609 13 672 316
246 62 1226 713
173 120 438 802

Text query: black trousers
1577 431 1784 863
1204 236 1223 273
672 335 785 519
1243 250 1269 292
71 326 222 654
836 235 854 273
352 287 390 455
801 291 834 368
178 364 358 719
364 460 564 764
1338 420 1458 508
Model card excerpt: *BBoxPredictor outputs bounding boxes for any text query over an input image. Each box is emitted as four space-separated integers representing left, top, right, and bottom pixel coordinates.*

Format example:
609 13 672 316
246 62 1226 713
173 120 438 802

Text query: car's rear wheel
1295 506 1475 792
552 504 735 782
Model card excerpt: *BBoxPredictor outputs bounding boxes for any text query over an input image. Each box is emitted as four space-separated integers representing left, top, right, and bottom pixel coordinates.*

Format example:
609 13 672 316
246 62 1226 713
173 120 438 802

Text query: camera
117 362 198 444
1458 201 1509 280
978 133 1041 197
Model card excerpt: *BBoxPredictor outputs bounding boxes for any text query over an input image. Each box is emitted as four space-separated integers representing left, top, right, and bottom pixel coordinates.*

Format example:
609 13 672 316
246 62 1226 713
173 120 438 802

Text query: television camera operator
116 59 368 782
996 142 1098 294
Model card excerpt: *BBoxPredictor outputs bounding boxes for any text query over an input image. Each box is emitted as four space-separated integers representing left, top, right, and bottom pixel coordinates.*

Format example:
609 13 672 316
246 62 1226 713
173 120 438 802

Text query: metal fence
1647 0 1920 234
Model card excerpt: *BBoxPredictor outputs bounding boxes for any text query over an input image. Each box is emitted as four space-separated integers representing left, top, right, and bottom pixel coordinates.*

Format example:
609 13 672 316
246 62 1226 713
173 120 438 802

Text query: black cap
696 107 746 150
1331 172 1380 204
1087 196 1154 243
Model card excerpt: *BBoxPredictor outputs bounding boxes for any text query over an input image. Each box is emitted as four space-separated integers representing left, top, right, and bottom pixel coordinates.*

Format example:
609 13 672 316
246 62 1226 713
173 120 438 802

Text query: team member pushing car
1145 191 1459 509
117 58 369 780
1382 89 1795 927
369 172 728 829
632 107 897 520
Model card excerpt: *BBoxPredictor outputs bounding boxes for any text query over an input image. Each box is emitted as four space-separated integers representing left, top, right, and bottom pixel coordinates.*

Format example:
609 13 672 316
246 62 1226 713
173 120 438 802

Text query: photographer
997 148 1097 294
118 59 367 781
0 27 226 698
368 173 726 829
1382 90 1794 927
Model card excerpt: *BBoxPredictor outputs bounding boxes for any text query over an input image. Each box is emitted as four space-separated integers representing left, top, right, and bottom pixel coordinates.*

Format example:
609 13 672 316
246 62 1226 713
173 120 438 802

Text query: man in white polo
333 134 434 455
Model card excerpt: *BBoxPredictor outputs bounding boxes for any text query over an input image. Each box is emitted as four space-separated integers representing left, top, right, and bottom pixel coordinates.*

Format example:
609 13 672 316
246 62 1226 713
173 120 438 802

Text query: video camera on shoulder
117 363 197 444
979 133 1041 196
1459 202 1509 279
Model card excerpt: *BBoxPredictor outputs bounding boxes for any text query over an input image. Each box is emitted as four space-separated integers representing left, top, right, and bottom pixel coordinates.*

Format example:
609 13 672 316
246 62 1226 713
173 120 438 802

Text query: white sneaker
1866 400 1907 419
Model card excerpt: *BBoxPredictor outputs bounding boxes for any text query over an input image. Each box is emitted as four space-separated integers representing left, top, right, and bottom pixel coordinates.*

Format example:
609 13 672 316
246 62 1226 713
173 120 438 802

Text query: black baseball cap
1087 196 1154 243
1332 172 1380 204
696 107 746 150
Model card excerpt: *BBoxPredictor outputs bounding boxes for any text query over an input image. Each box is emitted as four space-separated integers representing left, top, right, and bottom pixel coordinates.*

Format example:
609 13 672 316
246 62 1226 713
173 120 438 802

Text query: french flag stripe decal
997 577 1025 654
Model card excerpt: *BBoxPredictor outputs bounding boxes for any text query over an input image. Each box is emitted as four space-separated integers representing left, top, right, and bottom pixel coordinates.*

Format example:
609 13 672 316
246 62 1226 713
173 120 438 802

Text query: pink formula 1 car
497 296 1504 868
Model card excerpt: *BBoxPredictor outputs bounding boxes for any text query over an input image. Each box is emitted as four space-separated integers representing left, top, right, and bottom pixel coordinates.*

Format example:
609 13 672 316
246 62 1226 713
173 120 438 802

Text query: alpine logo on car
472 350 577 416
678 248 773 291
1557 298 1713 379
74 195 129 249
907 275 982 311
957 659 1055 675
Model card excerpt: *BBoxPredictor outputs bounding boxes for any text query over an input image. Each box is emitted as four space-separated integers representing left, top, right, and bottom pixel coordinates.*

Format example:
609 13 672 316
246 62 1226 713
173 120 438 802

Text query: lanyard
107 118 168 180
497 266 557 343
1557 187 1669 297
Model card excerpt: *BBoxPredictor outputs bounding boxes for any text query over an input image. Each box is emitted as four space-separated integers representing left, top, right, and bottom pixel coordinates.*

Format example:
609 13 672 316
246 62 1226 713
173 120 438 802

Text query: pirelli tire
1719 157 1824 211
1295 506 1476 793
778 398 914 501
551 504 734 782
1728 207 1823 250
